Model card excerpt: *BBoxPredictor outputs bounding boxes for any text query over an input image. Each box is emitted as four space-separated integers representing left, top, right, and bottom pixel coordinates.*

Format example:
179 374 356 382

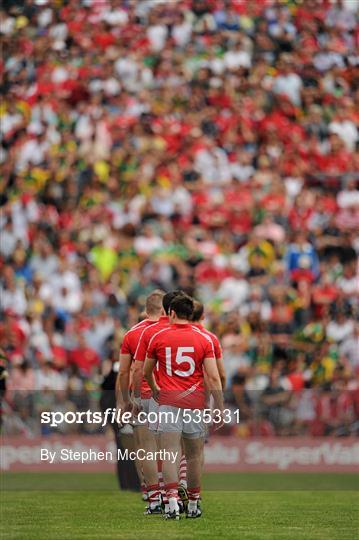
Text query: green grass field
1 473 358 540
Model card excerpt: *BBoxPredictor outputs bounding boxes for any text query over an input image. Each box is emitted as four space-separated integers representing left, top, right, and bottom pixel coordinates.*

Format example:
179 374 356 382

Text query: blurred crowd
1 0 358 437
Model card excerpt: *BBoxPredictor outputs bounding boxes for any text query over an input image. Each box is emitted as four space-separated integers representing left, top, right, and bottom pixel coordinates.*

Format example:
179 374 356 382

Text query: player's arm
132 333 148 400
117 353 132 411
203 357 224 413
132 359 144 406
213 335 226 389
115 366 121 405
216 355 226 390
132 330 148 407
132 328 148 414
143 356 160 401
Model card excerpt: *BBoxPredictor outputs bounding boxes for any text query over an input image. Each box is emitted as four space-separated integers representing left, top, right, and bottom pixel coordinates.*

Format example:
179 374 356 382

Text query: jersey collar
192 322 203 329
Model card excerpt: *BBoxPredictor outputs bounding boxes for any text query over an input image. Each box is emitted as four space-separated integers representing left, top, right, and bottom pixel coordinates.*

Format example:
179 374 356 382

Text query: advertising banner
1 435 358 473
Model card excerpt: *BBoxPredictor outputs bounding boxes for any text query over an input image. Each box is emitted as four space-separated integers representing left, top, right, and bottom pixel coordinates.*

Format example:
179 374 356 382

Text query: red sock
147 483 160 504
165 482 179 501
157 459 164 489
157 459 168 503
157 459 168 504
188 487 200 501
179 455 187 486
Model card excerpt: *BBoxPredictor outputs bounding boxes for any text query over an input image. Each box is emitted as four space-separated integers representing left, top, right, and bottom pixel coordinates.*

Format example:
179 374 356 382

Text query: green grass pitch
1 473 358 540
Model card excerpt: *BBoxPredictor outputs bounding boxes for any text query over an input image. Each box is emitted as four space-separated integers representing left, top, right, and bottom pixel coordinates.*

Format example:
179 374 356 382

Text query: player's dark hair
191 300 204 322
169 294 194 321
145 290 165 316
162 290 186 315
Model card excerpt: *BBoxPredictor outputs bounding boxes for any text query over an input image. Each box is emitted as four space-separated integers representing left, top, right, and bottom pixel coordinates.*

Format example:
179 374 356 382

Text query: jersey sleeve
133 328 149 362
203 336 215 359
120 334 131 355
146 334 159 361
212 334 222 360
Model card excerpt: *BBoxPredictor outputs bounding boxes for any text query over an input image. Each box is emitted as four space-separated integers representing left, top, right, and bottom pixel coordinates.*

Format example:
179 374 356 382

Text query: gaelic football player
117 290 164 502
132 290 186 514
144 294 224 519
191 300 226 389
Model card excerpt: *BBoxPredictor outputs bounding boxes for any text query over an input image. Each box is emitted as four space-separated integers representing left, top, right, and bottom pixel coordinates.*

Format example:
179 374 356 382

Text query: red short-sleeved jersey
133 316 169 398
191 323 222 360
147 323 215 409
70 347 99 376
120 319 156 357
133 316 169 362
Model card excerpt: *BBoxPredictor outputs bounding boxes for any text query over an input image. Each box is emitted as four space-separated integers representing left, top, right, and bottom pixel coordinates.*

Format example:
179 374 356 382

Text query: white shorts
141 398 151 415
137 398 159 432
157 405 205 439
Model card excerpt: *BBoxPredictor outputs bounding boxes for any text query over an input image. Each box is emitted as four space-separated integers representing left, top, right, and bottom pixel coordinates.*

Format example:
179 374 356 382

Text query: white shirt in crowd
337 189 359 209
134 235 164 256
36 368 68 391
16 138 49 170
273 72 302 106
336 275 358 296
329 120 358 151
173 22 192 47
147 24 167 51
195 147 232 185
1 286 27 316
296 389 316 422
217 277 250 310
340 334 359 368
326 319 354 343
224 49 251 70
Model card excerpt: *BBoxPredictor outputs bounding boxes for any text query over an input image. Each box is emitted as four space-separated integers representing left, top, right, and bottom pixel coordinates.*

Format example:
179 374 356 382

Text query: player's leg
183 437 204 517
182 436 204 517
148 398 169 512
136 426 158 484
177 440 188 511
133 427 147 500
182 410 206 518
157 405 183 519
136 399 161 513
136 425 162 512
179 440 187 488
159 430 181 518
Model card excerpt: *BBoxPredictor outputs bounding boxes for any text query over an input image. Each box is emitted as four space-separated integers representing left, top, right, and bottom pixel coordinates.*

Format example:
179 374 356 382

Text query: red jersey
133 316 169 399
120 319 156 357
191 323 222 360
147 323 215 409
70 347 99 376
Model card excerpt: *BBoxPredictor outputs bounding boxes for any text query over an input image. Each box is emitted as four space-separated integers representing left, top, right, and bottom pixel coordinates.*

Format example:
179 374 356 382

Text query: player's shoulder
206 328 220 344
143 319 166 338
193 324 220 344
147 324 173 346
124 319 151 337
191 324 213 343
190 328 214 353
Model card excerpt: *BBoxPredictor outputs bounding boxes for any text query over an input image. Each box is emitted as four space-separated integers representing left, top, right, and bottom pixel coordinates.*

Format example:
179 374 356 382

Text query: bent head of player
191 300 204 323
162 290 186 316
168 294 194 324
145 289 165 319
